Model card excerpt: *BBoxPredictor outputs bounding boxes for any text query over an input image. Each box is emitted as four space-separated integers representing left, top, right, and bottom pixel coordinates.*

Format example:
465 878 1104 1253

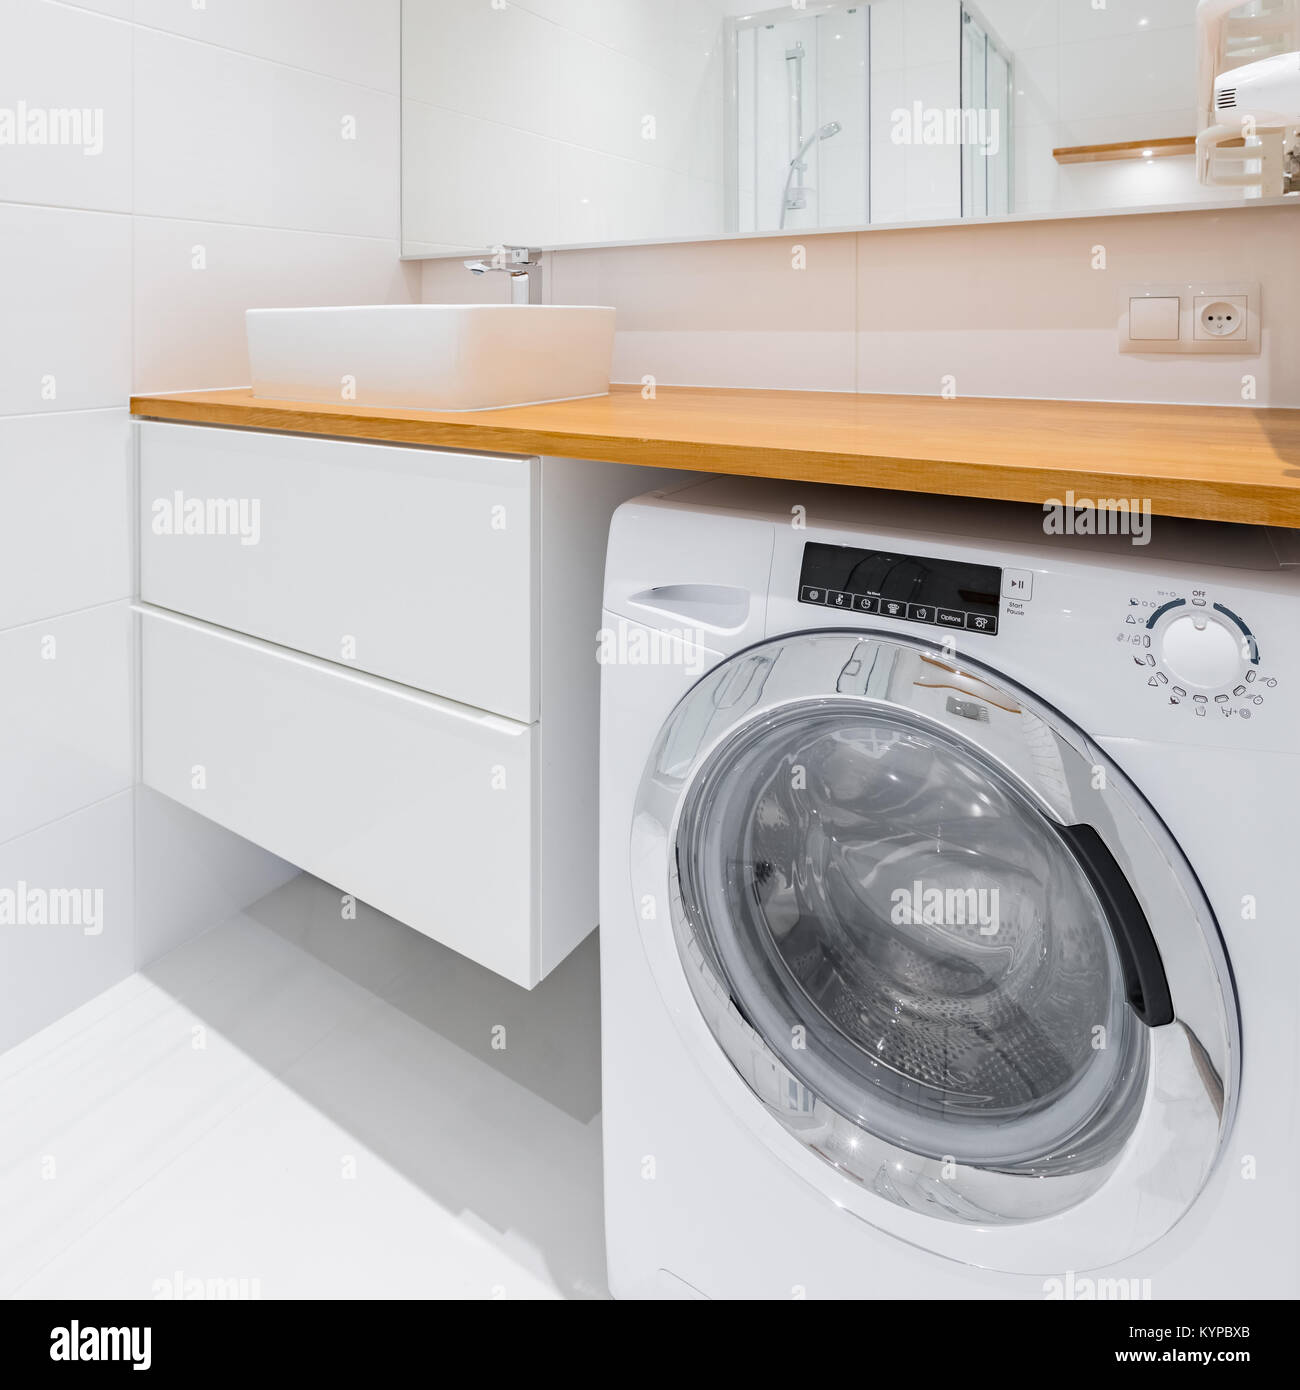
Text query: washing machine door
631 630 1238 1273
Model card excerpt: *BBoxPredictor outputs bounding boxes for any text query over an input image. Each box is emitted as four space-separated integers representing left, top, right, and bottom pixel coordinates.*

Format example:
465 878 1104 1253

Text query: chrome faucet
463 246 544 305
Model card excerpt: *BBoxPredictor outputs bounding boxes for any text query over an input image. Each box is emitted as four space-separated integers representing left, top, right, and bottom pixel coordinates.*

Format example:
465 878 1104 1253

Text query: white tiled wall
1 0 411 1050
401 0 732 252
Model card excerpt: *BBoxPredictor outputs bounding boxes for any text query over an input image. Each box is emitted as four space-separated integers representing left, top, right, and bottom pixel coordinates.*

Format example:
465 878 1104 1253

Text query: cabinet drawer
141 608 537 986
140 422 537 722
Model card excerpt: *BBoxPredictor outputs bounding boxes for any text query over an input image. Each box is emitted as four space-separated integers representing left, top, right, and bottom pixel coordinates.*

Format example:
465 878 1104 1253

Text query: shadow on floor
142 875 608 1299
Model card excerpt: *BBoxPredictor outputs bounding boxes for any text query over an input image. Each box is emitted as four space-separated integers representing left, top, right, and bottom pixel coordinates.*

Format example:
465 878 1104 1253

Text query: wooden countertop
129 385 1300 528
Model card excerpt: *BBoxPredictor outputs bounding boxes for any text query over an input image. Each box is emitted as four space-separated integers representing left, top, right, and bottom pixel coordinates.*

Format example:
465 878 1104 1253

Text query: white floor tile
1 878 607 1300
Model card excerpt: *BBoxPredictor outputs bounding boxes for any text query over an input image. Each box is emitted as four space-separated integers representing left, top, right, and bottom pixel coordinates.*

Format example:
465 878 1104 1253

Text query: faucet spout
462 246 544 304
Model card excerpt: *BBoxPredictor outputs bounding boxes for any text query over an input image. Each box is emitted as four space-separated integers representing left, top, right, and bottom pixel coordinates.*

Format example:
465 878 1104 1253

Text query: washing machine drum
635 631 1237 1246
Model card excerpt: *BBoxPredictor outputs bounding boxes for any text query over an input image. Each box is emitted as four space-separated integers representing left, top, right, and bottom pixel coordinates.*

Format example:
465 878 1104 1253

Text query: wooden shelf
1054 136 1218 164
130 384 1300 529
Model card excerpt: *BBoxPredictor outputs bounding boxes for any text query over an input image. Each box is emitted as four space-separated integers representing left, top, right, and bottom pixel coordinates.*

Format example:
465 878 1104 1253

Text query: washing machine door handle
1056 822 1175 1027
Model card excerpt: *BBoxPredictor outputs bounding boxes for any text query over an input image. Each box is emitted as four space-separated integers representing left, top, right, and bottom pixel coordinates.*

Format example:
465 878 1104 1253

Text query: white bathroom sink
246 304 616 412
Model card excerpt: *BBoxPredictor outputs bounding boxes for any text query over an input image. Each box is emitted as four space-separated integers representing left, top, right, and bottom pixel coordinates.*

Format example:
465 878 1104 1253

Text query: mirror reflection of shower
727 1 1014 234
729 3 868 234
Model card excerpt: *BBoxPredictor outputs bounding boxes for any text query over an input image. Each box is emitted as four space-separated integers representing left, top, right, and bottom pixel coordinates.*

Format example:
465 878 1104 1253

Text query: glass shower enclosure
725 1 1012 233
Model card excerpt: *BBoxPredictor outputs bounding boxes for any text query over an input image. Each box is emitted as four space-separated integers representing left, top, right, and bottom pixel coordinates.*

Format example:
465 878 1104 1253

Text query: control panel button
935 608 966 628
825 589 851 610
965 613 997 635
1002 570 1033 600
907 603 935 623
852 594 877 614
879 599 907 620
800 585 827 605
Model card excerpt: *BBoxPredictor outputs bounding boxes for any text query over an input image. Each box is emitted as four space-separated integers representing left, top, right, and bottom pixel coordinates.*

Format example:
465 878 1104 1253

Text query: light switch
1129 296 1180 341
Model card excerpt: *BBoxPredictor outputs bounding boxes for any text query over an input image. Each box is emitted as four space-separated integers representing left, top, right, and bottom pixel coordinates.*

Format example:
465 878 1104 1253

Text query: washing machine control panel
798 542 1002 635
1119 589 1278 720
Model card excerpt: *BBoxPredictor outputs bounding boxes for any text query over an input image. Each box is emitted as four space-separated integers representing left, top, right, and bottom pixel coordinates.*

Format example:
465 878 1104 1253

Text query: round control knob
1159 614 1243 690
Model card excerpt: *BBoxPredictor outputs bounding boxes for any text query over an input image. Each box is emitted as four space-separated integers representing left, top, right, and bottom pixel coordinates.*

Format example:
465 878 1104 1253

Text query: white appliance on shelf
599 475 1300 1299
1196 0 1300 195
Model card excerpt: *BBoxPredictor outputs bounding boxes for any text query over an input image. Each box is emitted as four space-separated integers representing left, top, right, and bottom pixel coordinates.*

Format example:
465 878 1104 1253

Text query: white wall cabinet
138 421 680 988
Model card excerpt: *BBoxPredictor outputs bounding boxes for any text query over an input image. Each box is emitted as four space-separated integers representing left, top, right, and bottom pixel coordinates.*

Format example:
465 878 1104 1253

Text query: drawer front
141 608 537 986
140 422 537 722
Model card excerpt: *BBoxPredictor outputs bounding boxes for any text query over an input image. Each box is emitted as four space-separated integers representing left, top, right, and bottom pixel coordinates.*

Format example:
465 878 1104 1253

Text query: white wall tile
0 604 133 846
0 409 132 630
0 0 132 213
133 217 417 393
904 0 961 69
133 788 298 968
554 143 668 246
0 205 131 417
401 100 558 251
1058 0 1196 44
132 28 275 225
1057 27 1195 124
133 0 400 94
977 0 1059 52
270 67 399 239
403 0 555 131
58 0 132 17
132 0 273 56
870 0 905 73
269 0 401 94
0 791 134 1053
1011 44 1060 130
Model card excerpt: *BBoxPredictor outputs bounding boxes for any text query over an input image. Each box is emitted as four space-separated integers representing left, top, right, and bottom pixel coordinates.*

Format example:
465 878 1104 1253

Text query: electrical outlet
1194 295 1248 341
1119 283 1259 355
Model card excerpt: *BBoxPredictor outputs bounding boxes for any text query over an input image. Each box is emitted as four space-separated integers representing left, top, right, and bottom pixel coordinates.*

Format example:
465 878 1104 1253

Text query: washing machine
599 475 1300 1300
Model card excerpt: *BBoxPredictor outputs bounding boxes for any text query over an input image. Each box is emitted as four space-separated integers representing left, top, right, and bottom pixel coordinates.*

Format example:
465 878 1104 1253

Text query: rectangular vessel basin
246 304 616 412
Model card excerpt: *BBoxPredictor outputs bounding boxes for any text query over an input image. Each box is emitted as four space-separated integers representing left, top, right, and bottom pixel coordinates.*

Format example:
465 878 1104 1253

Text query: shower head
791 120 842 166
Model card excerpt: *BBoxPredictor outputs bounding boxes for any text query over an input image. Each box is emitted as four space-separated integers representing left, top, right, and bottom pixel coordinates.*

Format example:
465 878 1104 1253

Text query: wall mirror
400 0 1298 257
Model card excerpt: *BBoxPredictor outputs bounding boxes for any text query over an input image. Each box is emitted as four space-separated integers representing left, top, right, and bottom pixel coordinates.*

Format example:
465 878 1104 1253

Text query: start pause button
1002 569 1033 600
